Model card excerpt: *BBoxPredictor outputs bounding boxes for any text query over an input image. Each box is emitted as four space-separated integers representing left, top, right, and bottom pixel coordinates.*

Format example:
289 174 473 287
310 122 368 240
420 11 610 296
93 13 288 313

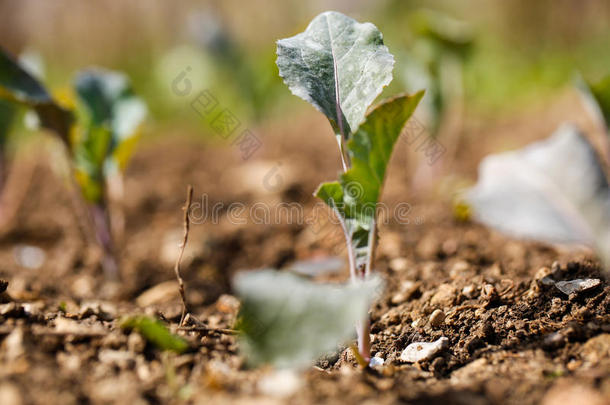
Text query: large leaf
578 74 610 132
0 48 72 143
466 124 610 269
73 68 146 202
234 269 382 369
276 11 394 137
315 92 424 268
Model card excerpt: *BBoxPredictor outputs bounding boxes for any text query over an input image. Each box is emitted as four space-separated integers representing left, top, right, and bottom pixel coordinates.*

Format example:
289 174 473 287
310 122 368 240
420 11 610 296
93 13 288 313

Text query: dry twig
175 185 193 326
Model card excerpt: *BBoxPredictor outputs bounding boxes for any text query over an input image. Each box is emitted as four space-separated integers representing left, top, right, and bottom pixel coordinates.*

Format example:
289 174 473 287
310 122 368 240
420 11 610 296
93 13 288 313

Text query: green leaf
234 269 382 369
0 99 16 146
0 48 73 143
73 68 147 202
315 91 424 268
121 316 189 354
578 74 610 132
409 9 474 57
276 11 394 137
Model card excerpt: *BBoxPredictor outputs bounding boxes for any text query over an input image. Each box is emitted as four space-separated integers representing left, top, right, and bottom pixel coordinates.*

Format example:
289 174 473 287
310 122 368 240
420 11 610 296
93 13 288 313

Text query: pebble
369 356 384 368
461 285 477 299
430 284 457 306
449 260 470 279
541 382 606 405
135 281 179 307
400 336 449 363
389 257 409 272
257 369 302 398
0 383 22 405
215 294 240 314
390 281 419 305
429 309 445 327
13 245 45 270
555 279 601 296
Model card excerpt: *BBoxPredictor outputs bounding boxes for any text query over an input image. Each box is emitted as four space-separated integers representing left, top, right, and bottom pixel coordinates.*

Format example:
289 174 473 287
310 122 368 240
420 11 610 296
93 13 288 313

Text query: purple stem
89 202 119 279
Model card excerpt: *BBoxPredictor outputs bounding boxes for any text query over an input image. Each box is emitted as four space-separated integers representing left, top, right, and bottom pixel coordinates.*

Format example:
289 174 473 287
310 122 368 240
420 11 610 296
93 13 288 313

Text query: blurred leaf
73 68 147 202
121 316 189 354
466 123 610 270
577 74 610 132
234 269 383 369
277 11 394 137
315 92 423 268
0 100 16 147
0 48 73 143
409 9 474 57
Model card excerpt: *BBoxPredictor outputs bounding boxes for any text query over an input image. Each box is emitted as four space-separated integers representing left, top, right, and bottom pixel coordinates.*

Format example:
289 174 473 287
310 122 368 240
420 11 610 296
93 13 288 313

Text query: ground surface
0 92 608 405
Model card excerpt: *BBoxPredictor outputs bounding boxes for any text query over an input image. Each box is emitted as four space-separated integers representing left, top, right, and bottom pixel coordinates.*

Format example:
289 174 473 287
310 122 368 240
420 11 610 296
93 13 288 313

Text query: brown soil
0 92 608 405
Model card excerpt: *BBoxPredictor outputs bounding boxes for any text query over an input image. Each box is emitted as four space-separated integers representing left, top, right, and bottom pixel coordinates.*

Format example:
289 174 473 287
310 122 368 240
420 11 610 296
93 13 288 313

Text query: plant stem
89 202 118 280
357 318 371 363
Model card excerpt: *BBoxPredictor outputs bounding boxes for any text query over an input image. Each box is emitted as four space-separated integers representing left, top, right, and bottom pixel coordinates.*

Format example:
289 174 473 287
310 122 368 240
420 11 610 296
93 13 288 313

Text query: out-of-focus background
1 0 609 128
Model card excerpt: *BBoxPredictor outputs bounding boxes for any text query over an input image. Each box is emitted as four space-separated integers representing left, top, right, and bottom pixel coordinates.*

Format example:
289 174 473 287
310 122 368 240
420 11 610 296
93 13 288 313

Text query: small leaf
234 269 383 369
0 48 72 143
121 316 189 354
315 92 424 268
277 11 394 137
73 68 147 202
466 123 610 270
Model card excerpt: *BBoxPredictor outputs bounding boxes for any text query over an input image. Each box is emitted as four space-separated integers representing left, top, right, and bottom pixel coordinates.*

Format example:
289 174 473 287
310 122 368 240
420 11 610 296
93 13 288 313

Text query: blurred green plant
400 9 473 138
0 47 146 279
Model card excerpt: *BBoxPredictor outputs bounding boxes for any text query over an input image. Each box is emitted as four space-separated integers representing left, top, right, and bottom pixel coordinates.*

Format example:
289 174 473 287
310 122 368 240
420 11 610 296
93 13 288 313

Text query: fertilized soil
0 92 608 405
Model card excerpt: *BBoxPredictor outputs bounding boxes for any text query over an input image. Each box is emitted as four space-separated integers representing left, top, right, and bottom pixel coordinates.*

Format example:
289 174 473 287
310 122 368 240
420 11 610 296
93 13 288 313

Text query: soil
0 92 608 405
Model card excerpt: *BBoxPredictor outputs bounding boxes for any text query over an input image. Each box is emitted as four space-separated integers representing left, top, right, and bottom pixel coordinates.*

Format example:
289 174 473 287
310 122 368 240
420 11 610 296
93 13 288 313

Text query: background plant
0 48 146 279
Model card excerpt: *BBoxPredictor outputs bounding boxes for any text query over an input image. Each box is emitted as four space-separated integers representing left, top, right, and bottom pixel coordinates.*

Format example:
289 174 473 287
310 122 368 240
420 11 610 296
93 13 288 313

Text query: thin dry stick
175 184 193 326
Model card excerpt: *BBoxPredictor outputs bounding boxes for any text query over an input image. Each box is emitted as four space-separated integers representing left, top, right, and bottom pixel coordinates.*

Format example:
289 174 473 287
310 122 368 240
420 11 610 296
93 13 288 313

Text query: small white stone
13 245 45 269
400 337 448 363
369 356 384 368
258 369 302 398
429 309 445 327
555 279 601 295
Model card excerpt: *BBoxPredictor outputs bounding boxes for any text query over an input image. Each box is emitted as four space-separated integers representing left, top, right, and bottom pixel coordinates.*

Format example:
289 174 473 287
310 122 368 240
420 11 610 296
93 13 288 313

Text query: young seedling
72 68 147 278
0 48 146 279
466 123 610 270
276 11 423 362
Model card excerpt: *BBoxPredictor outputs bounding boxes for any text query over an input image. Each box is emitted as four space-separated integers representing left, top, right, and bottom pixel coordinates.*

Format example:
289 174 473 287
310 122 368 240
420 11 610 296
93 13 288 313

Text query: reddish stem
89 202 118 279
